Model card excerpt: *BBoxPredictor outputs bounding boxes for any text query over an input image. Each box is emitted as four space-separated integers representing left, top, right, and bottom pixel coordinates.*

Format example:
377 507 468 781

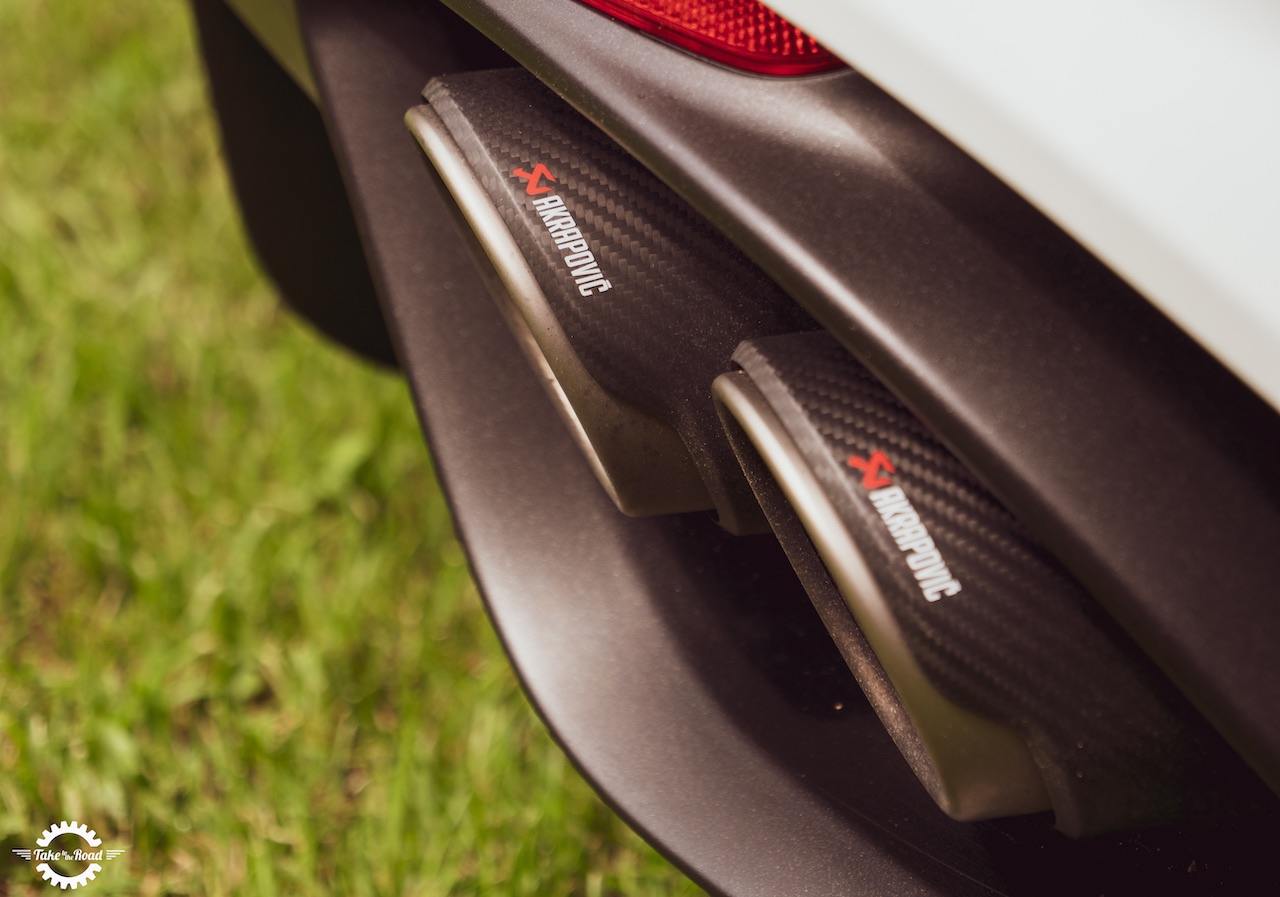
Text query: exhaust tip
714 368 1052 823
406 103 711 517
716 331 1266 836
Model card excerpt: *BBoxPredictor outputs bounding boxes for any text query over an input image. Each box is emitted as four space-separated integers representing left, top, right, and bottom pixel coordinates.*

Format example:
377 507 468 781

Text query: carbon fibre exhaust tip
405 68 815 532
405 103 707 518
714 367 1052 825
715 331 1267 836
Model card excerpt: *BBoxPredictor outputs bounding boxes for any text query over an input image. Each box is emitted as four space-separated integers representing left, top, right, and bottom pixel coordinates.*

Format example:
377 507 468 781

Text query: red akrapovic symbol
513 163 557 196
847 450 896 490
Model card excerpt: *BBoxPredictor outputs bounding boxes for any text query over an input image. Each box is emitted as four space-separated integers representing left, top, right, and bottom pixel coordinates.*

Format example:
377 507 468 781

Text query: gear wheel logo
11 820 126 890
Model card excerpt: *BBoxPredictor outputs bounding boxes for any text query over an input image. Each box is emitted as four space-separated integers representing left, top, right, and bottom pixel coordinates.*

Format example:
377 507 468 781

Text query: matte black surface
731 332 1268 835
291 4 1280 894
440 0 1280 796
293 4 1005 895
186 1 1280 894
193 0 396 366
425 69 816 524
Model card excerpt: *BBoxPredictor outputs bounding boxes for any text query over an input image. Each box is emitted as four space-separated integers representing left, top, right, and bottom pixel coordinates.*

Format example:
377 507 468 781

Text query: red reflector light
576 0 844 76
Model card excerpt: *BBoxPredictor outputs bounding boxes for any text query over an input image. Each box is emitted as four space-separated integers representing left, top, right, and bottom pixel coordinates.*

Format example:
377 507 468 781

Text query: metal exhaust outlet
405 68 816 532
405 103 707 518
714 369 1052 825
715 331 1266 837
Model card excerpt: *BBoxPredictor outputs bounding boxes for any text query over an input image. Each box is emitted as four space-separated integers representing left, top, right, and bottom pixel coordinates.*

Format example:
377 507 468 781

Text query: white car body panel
771 0 1280 412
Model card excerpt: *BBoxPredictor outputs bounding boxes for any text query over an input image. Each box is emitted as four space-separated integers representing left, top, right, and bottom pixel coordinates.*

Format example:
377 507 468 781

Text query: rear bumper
199 1 1280 893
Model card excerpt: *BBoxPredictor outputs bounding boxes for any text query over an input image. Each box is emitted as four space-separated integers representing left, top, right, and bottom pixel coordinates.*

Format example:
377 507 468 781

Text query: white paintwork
769 0 1280 411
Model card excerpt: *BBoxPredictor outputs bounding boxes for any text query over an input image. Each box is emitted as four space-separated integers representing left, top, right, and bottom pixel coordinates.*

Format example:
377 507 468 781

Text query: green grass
0 2 701 893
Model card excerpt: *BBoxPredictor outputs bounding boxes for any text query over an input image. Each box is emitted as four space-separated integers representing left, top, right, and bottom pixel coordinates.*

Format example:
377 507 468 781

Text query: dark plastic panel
193 0 397 366
203 0 1280 893
292 4 1005 893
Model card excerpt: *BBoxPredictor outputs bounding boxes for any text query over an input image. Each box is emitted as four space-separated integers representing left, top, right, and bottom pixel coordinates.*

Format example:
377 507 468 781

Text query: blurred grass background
0 1 702 893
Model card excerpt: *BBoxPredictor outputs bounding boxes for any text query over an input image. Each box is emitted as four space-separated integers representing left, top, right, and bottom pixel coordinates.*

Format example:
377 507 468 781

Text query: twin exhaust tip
407 68 1265 837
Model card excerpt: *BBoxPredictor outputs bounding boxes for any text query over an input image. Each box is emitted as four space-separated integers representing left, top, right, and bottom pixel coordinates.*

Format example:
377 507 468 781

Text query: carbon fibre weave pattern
425 69 815 521
733 332 1264 835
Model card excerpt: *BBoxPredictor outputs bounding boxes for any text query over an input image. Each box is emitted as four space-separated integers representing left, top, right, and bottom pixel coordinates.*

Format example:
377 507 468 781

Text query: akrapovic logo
848 451 962 603
513 164 613 297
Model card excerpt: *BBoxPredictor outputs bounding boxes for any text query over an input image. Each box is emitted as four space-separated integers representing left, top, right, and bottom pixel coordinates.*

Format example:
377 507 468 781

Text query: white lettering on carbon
526 178 612 295
868 485 962 602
